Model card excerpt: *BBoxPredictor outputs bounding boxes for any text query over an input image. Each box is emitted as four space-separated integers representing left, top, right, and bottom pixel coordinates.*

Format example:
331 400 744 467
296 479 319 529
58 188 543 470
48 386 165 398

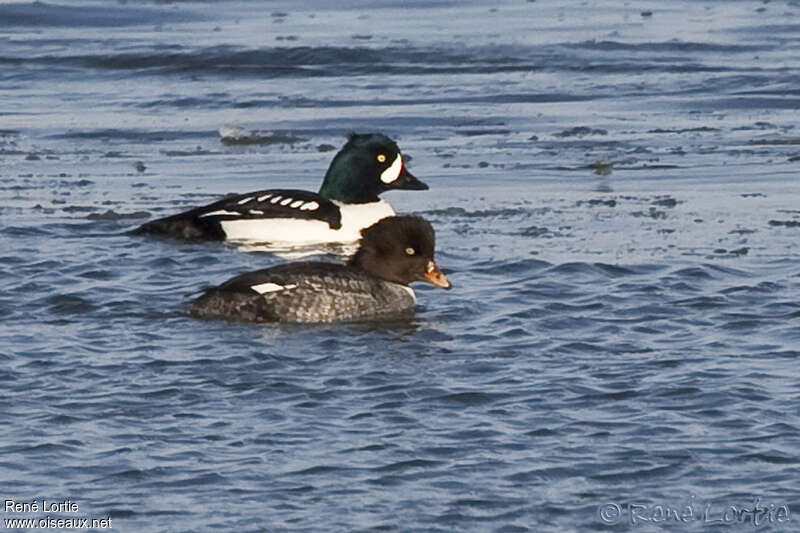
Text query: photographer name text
5 500 79 514
3 500 112 530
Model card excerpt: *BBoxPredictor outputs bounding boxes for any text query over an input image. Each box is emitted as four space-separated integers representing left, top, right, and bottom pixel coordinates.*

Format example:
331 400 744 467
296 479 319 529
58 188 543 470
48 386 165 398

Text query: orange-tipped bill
424 261 451 289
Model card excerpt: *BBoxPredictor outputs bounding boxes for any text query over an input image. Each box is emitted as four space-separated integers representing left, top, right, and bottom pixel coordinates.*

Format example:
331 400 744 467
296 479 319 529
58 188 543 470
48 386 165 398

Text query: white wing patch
200 209 241 218
251 282 297 294
197 192 325 224
380 154 403 184
199 197 321 219
256 195 318 211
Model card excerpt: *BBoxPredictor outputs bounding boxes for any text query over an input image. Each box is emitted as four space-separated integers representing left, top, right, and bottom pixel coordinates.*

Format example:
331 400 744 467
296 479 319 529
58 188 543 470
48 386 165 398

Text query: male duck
134 133 427 244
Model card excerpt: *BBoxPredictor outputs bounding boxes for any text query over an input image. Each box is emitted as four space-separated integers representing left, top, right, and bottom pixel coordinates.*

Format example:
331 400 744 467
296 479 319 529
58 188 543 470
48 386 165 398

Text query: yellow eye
377 154 387 163
405 247 415 255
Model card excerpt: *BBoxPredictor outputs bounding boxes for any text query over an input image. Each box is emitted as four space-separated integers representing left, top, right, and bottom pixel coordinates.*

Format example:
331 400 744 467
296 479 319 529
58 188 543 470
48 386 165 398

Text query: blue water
2 1 800 531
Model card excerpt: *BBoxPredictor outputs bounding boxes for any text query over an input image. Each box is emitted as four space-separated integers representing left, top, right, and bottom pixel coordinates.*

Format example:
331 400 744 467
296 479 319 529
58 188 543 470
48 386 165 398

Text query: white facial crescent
380 154 403 184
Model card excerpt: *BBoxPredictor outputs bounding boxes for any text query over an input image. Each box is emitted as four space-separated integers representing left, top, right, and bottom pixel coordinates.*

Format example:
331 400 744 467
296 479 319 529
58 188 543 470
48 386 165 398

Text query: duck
188 215 451 323
133 133 428 244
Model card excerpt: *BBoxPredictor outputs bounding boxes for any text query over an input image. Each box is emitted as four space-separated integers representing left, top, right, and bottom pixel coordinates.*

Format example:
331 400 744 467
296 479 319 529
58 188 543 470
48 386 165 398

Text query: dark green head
318 133 428 203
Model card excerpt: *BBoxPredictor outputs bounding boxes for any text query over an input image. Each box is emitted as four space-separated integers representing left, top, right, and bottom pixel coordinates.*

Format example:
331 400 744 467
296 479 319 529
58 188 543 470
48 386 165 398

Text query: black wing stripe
196 189 341 229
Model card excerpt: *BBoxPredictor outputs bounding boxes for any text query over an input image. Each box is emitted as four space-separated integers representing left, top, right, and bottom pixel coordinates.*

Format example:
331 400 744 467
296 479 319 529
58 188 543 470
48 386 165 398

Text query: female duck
188 216 451 323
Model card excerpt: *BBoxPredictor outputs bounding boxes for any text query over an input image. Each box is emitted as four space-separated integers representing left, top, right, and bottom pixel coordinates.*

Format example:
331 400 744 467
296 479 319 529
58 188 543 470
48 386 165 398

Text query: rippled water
2 1 800 531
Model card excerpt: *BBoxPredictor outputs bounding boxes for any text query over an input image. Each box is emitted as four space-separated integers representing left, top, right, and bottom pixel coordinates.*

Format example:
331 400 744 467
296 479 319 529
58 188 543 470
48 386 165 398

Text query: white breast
219 199 395 244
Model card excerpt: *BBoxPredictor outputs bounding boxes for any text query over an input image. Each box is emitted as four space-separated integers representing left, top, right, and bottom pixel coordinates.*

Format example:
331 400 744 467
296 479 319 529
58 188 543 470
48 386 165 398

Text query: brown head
349 215 451 289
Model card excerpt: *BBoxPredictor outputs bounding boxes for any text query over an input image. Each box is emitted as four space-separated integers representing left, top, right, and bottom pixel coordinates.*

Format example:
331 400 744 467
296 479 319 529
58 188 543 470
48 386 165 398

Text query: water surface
1 1 799 531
